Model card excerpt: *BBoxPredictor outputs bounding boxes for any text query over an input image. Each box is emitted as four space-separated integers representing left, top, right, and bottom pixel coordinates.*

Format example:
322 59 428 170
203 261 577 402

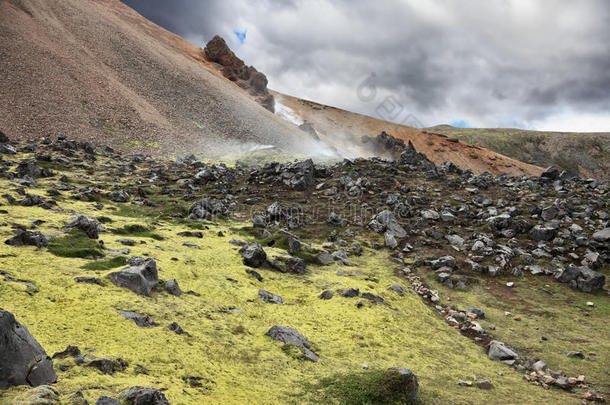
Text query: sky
121 0 610 132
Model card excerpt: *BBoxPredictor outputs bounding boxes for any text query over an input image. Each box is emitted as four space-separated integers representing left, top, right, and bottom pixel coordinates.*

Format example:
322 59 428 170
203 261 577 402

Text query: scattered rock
52 345 81 359
118 310 157 327
258 289 283 304
107 258 159 296
5 230 48 248
166 322 190 336
338 288 360 298
380 367 419 404
66 214 104 239
476 378 493 389
266 325 319 362
466 308 485 320
388 284 406 295
239 243 267 267
566 351 584 359
318 290 334 300
118 386 170 405
488 340 519 361
164 279 182 296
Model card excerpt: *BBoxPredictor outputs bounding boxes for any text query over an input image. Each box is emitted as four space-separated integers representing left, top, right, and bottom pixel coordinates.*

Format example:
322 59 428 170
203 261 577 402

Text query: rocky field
0 130 608 404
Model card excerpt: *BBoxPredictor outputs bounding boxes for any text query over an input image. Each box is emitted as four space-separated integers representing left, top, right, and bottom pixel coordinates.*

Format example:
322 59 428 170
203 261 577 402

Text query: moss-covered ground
0 146 607 404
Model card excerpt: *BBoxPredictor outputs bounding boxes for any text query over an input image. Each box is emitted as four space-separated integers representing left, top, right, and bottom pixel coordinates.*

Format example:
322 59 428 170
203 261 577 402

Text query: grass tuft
80 256 127 271
110 224 164 241
48 230 105 258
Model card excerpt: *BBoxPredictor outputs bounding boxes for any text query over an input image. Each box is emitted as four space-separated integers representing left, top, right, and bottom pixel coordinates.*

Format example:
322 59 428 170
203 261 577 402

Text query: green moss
0 157 603 405
48 230 105 258
80 256 127 271
36 160 70 171
307 369 418 405
110 224 164 241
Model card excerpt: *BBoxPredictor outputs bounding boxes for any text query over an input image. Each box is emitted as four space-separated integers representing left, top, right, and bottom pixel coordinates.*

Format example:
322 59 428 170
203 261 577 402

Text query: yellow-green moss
0 175 602 405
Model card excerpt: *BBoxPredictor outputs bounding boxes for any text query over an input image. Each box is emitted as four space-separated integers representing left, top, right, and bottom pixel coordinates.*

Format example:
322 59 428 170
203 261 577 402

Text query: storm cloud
121 0 610 131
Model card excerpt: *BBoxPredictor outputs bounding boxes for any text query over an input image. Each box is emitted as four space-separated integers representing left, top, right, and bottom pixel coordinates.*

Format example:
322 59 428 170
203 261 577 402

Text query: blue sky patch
233 29 247 44
450 119 470 128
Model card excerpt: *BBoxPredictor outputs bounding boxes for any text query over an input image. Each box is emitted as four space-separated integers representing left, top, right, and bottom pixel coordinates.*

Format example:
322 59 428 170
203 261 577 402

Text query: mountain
1 0 543 177
426 125 610 179
0 0 319 157
272 91 543 176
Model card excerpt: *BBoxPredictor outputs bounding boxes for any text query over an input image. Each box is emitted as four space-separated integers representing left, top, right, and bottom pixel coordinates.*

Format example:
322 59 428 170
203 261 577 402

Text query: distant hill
426 125 610 179
272 91 543 176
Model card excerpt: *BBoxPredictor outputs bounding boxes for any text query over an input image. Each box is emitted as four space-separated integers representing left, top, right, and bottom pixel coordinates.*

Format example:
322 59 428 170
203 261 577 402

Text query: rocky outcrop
361 131 406 158
0 310 56 389
204 35 275 112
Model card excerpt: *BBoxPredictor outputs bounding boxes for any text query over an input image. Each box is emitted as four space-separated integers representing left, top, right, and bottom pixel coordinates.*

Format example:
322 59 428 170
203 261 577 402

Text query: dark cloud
121 0 610 131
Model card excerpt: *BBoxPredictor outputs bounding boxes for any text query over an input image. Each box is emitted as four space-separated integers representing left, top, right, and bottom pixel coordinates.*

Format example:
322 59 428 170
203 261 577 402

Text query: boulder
108 190 130 203
318 290 334 299
540 166 560 180
555 266 605 292
592 227 610 243
577 267 606 293
239 243 267 267
0 143 16 154
266 325 319 362
388 284 406 295
188 197 228 220
529 225 556 242
66 214 104 239
488 340 519 361
338 288 360 298
285 257 306 274
328 212 346 227
164 279 182 296
380 367 419 404
108 258 159 296
0 310 56 389
369 210 406 238
431 255 457 269
384 232 398 249
118 386 170 405
281 159 315 190
16 160 52 179
5 230 48 248
258 289 283 304
466 308 486 319
83 355 127 375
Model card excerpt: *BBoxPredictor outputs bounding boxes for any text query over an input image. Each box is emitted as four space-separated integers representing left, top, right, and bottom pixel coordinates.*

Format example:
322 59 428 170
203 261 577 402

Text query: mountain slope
0 0 319 157
426 125 610 179
272 91 543 176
